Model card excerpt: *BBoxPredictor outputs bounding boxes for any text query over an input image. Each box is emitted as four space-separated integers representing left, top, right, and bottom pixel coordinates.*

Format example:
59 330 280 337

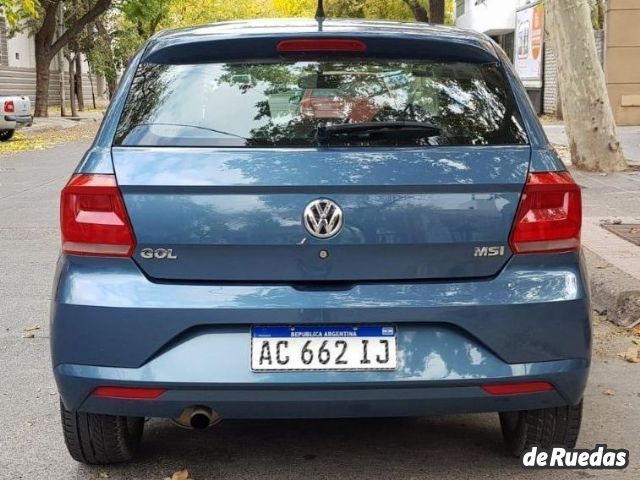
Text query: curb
585 248 640 328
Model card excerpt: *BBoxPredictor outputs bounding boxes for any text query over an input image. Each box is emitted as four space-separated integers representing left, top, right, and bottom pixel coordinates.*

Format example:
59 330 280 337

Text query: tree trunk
75 53 85 111
33 2 59 118
546 0 626 172
68 54 78 117
33 0 112 117
429 0 446 24
107 76 117 98
403 0 429 22
34 50 52 117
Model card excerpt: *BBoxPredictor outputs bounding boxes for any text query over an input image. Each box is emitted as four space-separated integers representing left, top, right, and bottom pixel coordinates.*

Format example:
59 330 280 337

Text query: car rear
0 96 32 141
51 20 590 464
2 96 32 126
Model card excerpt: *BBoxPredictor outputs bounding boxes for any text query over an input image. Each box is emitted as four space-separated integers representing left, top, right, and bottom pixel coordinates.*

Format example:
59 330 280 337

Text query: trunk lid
113 146 530 282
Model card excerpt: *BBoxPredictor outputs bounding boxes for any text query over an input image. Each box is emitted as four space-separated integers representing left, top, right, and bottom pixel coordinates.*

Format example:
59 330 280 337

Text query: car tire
0 129 15 142
60 399 144 464
499 400 583 457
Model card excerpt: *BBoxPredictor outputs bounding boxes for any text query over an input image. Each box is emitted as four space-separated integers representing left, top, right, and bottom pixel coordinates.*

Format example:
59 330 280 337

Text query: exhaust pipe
173 406 220 430
189 407 214 430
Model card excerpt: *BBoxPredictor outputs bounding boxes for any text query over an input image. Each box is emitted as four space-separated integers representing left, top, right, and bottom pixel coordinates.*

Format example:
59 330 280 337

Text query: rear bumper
57 359 588 419
51 252 592 417
3 114 33 127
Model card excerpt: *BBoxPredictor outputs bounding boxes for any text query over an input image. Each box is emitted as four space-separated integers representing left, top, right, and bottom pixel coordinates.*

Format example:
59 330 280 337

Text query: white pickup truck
0 95 33 141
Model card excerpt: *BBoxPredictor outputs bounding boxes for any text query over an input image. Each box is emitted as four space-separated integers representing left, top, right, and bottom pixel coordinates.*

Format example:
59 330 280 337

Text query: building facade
605 0 640 126
455 0 639 125
455 0 526 60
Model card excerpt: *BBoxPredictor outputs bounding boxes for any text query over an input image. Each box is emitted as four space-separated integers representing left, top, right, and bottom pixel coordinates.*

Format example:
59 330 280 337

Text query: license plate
251 325 397 371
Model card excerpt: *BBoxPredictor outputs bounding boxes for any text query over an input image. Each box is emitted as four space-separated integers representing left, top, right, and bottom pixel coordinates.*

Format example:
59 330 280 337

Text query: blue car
52 19 589 464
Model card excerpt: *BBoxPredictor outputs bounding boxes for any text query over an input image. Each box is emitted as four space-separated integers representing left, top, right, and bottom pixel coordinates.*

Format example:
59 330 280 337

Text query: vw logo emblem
303 198 343 239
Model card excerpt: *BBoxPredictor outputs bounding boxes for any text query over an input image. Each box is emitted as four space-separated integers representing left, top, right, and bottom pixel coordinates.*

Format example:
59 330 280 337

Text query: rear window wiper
314 121 441 144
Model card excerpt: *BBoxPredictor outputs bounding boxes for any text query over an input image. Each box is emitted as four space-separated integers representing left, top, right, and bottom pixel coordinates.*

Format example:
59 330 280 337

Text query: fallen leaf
603 388 615 396
169 470 190 480
23 325 40 332
22 332 35 339
98 473 110 479
0 121 103 158
25 421 34 426
623 347 640 363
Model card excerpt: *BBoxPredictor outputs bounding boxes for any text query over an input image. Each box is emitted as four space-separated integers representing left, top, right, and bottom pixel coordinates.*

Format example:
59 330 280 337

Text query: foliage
166 0 270 26
0 0 38 28
165 0 455 29
120 0 170 38
0 120 99 156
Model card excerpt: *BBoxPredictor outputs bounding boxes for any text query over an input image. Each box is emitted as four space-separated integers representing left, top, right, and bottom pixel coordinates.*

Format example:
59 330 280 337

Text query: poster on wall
515 2 545 87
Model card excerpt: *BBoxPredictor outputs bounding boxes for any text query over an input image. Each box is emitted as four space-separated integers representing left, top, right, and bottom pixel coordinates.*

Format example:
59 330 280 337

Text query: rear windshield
114 60 528 147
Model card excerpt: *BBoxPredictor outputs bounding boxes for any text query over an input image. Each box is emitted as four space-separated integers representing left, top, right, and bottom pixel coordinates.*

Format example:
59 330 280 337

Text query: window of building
456 0 466 17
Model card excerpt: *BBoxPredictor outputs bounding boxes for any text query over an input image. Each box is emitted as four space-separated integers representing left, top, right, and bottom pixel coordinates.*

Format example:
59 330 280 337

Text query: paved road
1 139 639 479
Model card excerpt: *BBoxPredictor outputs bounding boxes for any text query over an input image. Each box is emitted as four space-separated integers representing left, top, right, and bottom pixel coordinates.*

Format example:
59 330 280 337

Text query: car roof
153 19 489 44
143 19 499 64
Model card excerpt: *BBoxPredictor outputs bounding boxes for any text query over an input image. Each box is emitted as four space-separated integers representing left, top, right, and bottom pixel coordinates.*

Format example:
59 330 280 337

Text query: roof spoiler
143 34 500 65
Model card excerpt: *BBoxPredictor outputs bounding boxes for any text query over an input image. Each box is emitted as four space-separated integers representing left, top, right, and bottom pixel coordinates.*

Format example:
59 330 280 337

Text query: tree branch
50 0 112 56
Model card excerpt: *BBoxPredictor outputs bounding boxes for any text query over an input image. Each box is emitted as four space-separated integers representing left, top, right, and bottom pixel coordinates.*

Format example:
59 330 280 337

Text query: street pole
57 2 66 117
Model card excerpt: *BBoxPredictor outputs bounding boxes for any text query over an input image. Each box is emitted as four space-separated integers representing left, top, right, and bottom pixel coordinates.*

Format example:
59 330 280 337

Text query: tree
64 47 78 116
429 0 445 24
0 0 38 27
75 49 85 110
167 0 267 26
547 0 626 172
32 0 112 117
120 0 169 39
402 0 428 22
81 18 118 97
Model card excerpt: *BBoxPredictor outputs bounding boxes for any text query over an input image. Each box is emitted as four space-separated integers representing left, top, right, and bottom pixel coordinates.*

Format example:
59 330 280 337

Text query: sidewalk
544 124 640 166
571 167 640 326
27 110 105 134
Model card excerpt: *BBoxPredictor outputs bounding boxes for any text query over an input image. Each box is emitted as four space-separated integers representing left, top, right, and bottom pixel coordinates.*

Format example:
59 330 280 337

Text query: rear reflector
60 174 136 256
92 386 165 400
4 100 14 113
509 171 581 254
277 39 367 53
482 381 554 396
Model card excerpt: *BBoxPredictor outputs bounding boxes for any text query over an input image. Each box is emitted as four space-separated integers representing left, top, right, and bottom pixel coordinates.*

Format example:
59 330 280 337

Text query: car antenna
315 0 325 32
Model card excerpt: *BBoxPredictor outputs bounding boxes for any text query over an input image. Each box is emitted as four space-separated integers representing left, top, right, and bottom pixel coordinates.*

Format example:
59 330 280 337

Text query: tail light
4 100 14 113
509 171 581 254
277 39 367 53
60 174 136 256
482 381 554 395
92 386 165 399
